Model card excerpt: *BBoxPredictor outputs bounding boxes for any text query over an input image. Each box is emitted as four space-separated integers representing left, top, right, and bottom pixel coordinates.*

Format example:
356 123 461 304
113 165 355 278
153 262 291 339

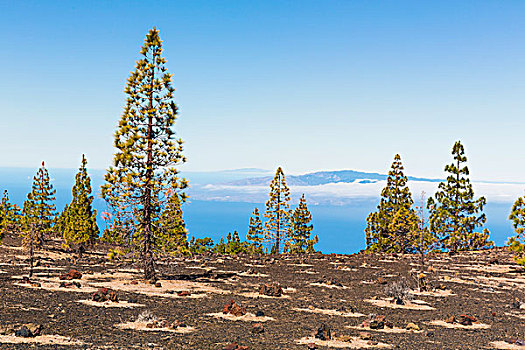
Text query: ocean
0 168 516 254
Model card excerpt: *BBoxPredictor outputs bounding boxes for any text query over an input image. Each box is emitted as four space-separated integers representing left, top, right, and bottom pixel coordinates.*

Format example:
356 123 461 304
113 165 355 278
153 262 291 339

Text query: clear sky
1 1 524 182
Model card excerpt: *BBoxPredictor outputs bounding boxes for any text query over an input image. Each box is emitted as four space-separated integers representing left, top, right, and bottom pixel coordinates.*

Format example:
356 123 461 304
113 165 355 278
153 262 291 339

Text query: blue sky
1 1 524 181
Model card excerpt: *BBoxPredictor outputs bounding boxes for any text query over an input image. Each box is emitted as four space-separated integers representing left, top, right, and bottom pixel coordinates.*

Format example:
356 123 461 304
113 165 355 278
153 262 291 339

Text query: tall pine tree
62 155 99 257
285 194 318 253
246 208 264 253
23 161 56 247
101 28 187 280
427 141 493 251
365 154 417 252
264 167 291 254
508 196 525 265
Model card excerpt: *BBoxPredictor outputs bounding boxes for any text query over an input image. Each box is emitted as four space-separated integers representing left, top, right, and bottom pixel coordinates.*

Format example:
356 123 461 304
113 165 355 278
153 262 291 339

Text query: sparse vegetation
384 278 412 304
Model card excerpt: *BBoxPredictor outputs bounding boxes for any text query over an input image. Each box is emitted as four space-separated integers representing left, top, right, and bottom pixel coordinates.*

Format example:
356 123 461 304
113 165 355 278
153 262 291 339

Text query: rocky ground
0 233 524 350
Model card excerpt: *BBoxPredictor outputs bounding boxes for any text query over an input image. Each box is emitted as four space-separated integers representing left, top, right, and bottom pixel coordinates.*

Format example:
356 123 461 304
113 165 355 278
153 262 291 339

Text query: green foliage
189 236 214 254
61 155 99 255
0 190 21 240
365 154 419 253
508 196 525 265
22 161 56 247
285 194 318 253
264 167 292 254
156 189 189 255
427 141 493 251
100 28 187 279
213 231 251 255
246 208 264 254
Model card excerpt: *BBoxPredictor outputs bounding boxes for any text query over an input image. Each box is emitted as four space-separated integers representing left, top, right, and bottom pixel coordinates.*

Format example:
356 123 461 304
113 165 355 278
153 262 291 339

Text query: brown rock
223 299 246 316
223 343 238 350
130 280 138 285
258 283 283 297
177 291 191 297
457 314 477 326
155 282 162 288
59 269 82 280
251 323 264 334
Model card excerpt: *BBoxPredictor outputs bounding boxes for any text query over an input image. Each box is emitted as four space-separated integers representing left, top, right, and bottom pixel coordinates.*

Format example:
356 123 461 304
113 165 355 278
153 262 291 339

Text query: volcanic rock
223 299 246 316
59 269 82 280
258 283 283 297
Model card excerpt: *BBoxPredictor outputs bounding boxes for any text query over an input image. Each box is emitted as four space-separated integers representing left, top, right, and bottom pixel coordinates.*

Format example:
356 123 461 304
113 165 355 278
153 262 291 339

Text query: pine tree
0 190 21 240
365 154 416 252
264 167 292 254
23 161 56 247
285 194 318 253
246 208 264 253
62 155 99 257
101 28 187 280
427 141 493 251
508 196 525 265
21 199 38 277
157 189 188 255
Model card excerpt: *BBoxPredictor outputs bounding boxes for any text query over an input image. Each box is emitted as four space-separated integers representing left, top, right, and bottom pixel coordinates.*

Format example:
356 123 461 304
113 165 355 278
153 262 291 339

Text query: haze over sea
0 167 517 254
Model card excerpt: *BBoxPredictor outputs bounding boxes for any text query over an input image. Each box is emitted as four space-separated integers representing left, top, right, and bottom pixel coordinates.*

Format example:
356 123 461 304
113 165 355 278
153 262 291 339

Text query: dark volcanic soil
0 233 524 350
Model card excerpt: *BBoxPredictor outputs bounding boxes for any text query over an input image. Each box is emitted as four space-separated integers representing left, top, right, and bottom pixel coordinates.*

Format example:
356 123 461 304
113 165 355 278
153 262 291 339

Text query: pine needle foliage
101 28 187 280
246 208 264 253
508 196 525 265
156 189 188 255
264 167 292 254
0 190 21 240
365 154 417 253
62 155 99 256
427 141 493 251
285 194 318 253
22 161 56 247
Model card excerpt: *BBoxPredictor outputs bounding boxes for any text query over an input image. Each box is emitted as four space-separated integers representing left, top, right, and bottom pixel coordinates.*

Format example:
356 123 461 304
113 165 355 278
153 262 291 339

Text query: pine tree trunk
142 50 157 281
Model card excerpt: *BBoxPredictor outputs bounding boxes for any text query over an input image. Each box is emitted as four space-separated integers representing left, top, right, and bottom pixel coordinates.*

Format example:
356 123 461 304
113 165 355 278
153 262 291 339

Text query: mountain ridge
226 169 443 186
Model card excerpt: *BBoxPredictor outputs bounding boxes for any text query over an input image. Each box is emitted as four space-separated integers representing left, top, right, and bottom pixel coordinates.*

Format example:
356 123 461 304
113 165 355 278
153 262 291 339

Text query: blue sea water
0 168 516 254
182 200 515 254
